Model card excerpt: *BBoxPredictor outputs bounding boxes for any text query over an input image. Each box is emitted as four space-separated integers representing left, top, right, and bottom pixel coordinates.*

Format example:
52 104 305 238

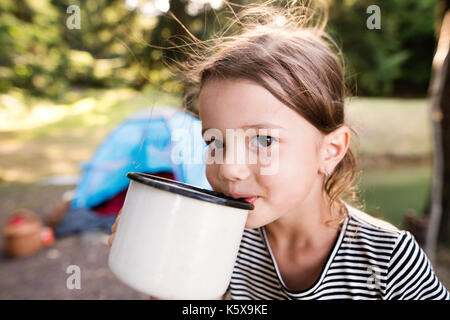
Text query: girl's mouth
243 196 259 205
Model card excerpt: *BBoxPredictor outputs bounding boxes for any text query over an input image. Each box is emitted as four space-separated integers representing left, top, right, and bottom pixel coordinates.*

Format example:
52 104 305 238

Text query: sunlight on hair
274 14 287 27
125 0 139 11
126 0 225 17
126 0 170 17
187 0 225 16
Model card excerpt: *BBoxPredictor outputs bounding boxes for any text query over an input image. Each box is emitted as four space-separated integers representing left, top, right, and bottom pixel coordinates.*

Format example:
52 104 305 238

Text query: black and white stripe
229 203 450 300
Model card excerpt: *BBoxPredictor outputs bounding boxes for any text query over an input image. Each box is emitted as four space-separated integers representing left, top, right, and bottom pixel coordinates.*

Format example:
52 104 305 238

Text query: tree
425 0 450 261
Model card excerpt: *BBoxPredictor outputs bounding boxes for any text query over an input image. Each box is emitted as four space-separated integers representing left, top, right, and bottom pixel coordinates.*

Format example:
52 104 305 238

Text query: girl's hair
166 0 363 226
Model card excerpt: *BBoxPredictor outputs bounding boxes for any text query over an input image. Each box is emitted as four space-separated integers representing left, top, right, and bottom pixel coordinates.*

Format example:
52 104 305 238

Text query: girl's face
199 78 330 229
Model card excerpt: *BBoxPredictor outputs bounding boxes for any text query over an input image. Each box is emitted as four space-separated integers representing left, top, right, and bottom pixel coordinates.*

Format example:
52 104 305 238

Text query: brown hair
167 0 363 226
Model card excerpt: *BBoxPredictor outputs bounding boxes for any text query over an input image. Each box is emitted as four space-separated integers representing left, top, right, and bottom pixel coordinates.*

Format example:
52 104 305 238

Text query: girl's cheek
205 164 219 191
256 145 281 176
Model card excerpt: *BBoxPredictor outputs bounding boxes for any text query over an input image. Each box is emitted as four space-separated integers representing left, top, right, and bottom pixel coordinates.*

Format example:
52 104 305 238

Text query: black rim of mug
126 172 254 210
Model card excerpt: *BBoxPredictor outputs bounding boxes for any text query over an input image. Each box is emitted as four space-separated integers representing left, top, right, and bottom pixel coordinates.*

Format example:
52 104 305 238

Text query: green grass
358 164 431 228
346 97 431 158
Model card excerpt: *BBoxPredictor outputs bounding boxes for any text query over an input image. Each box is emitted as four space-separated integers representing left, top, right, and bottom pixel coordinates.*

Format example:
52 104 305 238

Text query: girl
109 0 449 299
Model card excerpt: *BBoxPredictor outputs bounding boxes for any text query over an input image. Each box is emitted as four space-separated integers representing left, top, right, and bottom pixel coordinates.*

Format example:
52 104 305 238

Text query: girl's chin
244 212 265 229
245 221 261 229
243 199 271 229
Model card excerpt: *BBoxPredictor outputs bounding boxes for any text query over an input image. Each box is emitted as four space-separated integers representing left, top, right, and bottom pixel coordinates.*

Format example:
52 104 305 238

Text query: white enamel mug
108 172 253 300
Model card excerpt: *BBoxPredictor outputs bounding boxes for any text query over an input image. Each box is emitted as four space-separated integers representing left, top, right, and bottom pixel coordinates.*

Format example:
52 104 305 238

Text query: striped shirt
228 203 450 300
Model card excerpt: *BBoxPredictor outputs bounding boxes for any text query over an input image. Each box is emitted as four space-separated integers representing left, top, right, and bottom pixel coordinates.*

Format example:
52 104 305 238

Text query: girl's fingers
109 210 122 247
111 212 121 233
108 233 115 247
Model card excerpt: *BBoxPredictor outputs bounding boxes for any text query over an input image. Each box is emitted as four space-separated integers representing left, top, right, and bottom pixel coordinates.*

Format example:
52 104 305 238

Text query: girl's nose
218 162 251 182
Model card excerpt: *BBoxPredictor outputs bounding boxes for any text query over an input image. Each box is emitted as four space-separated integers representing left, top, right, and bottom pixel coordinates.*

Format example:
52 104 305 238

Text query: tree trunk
437 40 450 246
425 0 450 261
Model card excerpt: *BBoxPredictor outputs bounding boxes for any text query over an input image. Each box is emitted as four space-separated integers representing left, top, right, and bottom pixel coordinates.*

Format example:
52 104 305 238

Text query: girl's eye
205 139 224 149
250 135 276 148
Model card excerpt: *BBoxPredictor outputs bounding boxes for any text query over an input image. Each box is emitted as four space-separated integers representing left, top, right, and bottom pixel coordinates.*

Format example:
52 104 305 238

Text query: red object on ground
3 209 43 258
8 215 26 226
92 171 176 216
40 227 55 247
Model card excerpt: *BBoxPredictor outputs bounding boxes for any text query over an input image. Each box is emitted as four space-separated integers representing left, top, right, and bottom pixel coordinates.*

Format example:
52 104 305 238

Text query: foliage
327 0 437 96
0 0 438 98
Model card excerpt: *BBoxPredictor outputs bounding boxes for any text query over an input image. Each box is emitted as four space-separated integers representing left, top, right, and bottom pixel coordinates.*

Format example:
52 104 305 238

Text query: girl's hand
108 210 121 247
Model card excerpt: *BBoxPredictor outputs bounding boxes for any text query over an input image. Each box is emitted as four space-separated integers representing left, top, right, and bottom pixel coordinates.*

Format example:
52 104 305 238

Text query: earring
324 168 331 177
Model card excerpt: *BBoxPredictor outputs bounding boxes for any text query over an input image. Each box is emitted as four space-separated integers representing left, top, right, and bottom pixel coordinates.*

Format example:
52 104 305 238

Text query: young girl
109 0 449 299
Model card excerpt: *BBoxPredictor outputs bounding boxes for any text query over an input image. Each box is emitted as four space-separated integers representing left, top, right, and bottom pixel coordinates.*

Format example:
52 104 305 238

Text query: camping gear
3 209 55 258
71 106 212 211
108 172 253 300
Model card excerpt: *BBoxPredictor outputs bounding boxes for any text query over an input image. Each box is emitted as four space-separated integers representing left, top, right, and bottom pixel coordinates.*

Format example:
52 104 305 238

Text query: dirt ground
0 182 449 299
0 182 150 299
0 230 149 299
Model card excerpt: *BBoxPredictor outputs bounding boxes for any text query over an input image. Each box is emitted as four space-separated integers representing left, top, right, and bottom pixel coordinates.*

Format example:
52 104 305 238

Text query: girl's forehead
198 78 308 132
199 79 287 119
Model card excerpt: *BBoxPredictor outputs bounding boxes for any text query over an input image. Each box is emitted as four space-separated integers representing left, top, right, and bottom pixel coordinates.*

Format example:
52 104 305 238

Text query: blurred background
1 0 449 299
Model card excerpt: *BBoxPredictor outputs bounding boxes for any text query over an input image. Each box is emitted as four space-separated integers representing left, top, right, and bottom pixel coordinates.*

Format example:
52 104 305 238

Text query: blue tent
71 106 212 210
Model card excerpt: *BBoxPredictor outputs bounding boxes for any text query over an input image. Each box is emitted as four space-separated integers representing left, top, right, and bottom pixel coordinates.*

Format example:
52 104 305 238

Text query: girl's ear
319 125 350 175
